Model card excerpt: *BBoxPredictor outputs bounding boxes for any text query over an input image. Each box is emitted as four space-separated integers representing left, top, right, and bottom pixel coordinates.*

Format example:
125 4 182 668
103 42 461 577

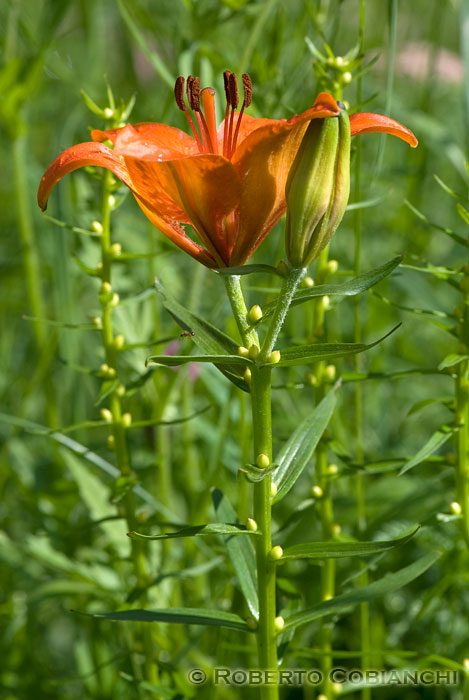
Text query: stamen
174 76 186 111
228 73 239 109
231 73 253 155
242 73 252 107
174 75 203 152
187 76 208 152
227 73 239 158
223 71 232 157
201 87 218 154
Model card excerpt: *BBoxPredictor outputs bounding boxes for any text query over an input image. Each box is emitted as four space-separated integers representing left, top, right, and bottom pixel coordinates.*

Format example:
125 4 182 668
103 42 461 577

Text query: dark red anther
174 76 186 111
191 77 201 111
223 70 232 105
228 73 239 110
242 74 252 107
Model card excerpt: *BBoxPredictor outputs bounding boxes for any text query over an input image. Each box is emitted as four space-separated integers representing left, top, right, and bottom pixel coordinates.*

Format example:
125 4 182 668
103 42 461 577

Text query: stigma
174 71 252 158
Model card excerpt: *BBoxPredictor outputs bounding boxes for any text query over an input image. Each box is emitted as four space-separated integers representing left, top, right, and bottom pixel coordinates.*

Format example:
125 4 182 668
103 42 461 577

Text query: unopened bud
92 316 102 328
91 220 103 234
342 71 352 84
109 293 120 308
96 262 103 273
244 368 252 385
305 372 318 387
324 364 336 380
322 295 331 310
107 434 115 448
327 259 339 274
311 485 323 499
114 334 125 349
248 344 260 359
246 616 258 630
100 408 113 423
256 454 270 469
285 105 350 267
121 413 132 428
328 463 339 475
246 518 258 531
108 194 116 208
271 481 278 497
450 501 462 515
238 346 249 357
303 276 315 288
101 281 112 294
269 545 283 560
104 107 114 119
248 305 263 323
110 242 122 257
268 350 281 364
331 523 341 537
274 616 285 632
116 383 126 397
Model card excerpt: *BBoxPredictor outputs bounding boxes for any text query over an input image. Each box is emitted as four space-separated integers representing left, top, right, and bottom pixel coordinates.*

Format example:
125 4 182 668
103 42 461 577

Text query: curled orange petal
37 142 134 211
349 112 418 147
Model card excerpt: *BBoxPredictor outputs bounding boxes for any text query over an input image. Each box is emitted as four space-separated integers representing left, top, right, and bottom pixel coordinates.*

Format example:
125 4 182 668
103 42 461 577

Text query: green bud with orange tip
285 102 350 268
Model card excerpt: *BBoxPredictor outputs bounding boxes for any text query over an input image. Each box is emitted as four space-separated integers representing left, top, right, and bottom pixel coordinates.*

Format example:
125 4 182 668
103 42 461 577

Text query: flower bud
285 105 350 267
256 453 270 469
246 518 258 531
269 545 283 561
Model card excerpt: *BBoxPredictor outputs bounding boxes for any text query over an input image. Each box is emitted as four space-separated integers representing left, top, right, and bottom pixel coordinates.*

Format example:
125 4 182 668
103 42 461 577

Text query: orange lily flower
38 73 417 268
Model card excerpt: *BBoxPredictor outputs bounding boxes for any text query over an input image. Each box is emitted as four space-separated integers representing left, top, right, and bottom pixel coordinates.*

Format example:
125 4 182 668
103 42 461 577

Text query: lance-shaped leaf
272 386 338 503
84 607 249 632
154 278 249 391
127 523 260 541
278 526 419 562
263 325 400 368
212 489 258 618
146 354 252 368
399 425 458 475
283 552 440 632
215 263 285 277
262 256 403 320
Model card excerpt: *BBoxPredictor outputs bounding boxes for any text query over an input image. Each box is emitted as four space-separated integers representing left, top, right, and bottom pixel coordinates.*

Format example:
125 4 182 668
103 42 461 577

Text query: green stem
251 366 278 698
223 275 259 348
456 359 469 548
98 169 156 684
260 267 306 360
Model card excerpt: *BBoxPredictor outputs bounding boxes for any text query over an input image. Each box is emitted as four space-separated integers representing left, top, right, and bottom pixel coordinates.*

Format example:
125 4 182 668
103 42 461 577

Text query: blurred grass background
1 0 468 698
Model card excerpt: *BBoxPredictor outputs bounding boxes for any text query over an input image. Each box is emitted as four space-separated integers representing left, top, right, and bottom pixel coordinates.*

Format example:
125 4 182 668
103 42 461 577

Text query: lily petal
92 122 199 159
349 112 418 147
38 142 134 211
124 153 241 267
134 195 216 267
229 93 340 264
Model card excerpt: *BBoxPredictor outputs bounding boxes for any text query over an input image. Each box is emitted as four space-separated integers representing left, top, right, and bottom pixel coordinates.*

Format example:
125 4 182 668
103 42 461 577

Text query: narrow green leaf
404 200 467 247
407 396 453 416
279 526 419 561
265 326 400 368
272 386 338 503
0 413 175 518
146 354 252 368
85 607 249 631
22 315 97 330
42 213 102 237
283 552 440 632
262 256 402 319
128 523 260 541
399 426 457 475
438 354 469 370
155 278 249 391
212 489 258 618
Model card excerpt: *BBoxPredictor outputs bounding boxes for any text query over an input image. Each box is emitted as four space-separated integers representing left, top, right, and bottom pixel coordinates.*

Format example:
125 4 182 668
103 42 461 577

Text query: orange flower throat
174 72 252 159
